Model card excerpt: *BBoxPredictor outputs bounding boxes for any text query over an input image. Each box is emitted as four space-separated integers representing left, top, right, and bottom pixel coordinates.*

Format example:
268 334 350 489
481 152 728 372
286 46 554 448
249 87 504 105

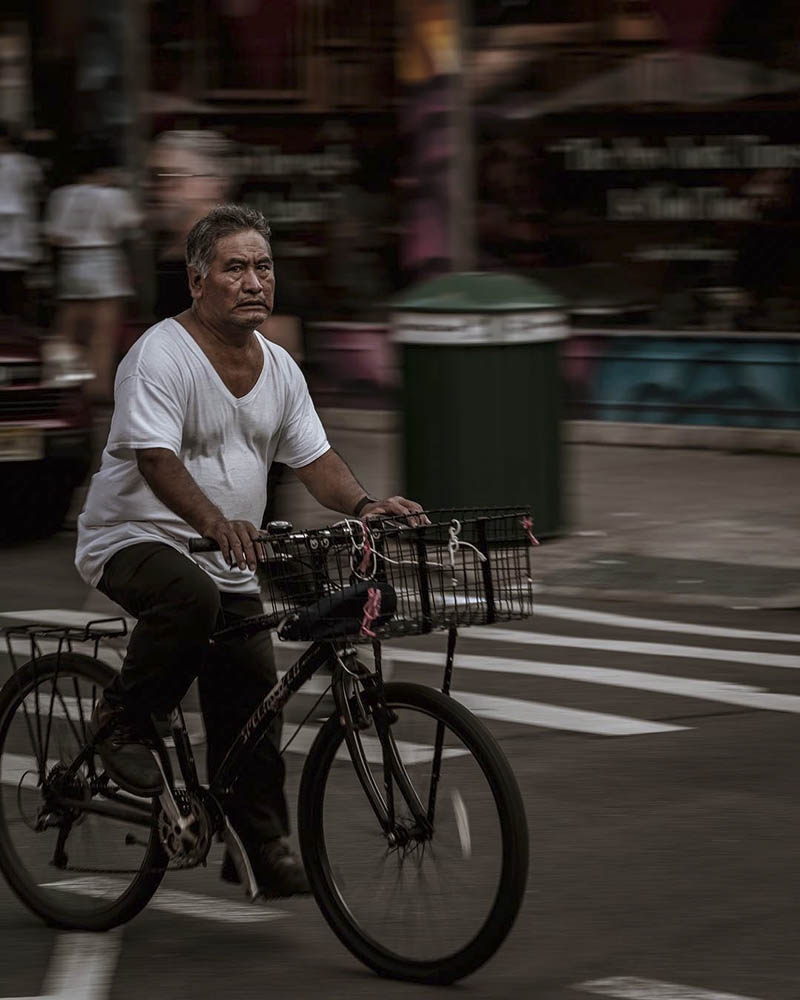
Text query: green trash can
391 272 568 536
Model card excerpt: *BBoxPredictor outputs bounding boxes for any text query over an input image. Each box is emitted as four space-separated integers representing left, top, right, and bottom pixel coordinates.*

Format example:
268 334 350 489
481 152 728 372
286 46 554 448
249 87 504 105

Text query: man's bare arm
292 448 425 520
136 448 261 569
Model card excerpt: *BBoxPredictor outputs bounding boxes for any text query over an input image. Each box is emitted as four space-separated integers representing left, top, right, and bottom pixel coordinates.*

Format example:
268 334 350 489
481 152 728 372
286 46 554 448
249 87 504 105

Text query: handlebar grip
188 537 220 553
188 521 293 553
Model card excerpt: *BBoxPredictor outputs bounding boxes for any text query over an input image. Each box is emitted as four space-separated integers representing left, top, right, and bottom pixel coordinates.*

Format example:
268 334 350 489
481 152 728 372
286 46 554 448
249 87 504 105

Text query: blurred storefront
3 0 403 396
474 0 800 430
145 0 402 404
3 0 799 429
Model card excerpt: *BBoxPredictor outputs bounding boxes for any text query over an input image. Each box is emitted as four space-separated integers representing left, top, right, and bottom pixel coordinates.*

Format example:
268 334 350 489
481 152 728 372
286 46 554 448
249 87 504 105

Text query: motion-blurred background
1 0 799 536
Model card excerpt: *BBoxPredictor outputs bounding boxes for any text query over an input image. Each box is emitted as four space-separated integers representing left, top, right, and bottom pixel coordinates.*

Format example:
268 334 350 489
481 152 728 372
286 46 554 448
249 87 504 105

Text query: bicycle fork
333 648 434 846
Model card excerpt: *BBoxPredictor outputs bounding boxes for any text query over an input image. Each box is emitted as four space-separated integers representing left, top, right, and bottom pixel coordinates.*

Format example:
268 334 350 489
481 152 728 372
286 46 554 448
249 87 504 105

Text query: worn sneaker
89 698 163 797
221 837 311 897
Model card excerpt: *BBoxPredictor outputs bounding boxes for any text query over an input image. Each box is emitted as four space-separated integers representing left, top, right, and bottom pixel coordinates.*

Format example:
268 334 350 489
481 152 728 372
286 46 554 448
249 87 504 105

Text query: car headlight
41 337 95 387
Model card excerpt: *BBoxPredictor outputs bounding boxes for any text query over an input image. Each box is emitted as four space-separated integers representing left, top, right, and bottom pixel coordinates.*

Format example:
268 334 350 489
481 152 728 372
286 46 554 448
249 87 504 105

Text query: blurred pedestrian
44 142 142 402
146 130 235 319
145 130 309 525
0 122 43 320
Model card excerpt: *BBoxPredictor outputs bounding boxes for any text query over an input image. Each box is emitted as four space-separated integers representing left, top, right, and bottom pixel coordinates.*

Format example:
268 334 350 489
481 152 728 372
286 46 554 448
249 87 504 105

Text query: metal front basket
257 508 536 642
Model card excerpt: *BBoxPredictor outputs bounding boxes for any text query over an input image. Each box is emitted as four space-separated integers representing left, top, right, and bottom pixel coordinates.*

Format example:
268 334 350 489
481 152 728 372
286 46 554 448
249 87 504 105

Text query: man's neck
176 307 254 354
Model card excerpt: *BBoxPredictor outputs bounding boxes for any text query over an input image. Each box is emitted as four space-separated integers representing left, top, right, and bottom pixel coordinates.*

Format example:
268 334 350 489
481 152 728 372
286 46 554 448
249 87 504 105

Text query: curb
564 420 800 453
318 408 800 455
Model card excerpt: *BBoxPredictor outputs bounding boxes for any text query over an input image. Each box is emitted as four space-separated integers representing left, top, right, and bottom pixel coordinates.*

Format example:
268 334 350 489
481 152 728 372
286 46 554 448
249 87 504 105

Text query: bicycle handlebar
187 519 370 554
188 510 473 555
188 537 221 553
188 520 294 553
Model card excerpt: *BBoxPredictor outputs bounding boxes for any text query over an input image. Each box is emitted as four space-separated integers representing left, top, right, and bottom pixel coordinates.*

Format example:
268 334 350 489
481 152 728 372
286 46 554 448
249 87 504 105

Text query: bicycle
0 507 535 985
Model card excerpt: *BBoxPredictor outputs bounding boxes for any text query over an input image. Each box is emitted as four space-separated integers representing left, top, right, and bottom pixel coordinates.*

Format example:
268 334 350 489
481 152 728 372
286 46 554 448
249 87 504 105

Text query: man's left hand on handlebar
358 496 430 526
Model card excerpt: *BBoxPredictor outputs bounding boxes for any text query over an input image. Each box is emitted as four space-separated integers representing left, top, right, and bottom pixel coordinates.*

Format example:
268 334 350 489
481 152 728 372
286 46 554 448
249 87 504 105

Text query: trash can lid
389 272 566 313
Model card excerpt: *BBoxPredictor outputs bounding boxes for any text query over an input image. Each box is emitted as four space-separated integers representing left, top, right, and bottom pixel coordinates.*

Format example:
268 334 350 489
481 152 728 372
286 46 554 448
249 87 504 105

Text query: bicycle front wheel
297 681 528 984
0 652 166 930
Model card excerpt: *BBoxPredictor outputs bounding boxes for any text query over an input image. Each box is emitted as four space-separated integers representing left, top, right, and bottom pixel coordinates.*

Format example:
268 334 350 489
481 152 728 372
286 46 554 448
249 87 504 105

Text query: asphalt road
0 530 798 1000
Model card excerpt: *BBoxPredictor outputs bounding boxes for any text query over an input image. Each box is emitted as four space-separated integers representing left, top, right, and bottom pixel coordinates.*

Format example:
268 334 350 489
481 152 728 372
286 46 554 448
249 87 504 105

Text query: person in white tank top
44 143 141 402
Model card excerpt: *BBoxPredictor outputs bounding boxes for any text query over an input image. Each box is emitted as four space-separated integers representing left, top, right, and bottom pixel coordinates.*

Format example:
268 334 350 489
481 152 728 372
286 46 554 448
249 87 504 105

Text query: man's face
189 229 275 332
146 146 225 230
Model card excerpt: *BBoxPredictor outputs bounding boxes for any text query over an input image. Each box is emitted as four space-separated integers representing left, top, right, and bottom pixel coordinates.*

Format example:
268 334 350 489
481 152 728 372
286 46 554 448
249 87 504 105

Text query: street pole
124 0 153 317
449 0 476 272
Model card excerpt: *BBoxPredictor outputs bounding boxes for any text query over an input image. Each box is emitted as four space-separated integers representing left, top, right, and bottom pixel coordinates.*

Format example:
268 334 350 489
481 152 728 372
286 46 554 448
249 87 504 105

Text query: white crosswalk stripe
451 691 685 735
458 627 800 670
577 976 763 1000
385 648 800 715
40 877 286 923
1 605 797 743
534 602 800 643
273 670 684 736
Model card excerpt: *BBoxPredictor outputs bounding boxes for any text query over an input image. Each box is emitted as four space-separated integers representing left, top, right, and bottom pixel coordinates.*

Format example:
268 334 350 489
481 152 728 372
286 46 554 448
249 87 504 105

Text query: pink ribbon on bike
521 516 540 546
358 536 372 575
360 586 382 638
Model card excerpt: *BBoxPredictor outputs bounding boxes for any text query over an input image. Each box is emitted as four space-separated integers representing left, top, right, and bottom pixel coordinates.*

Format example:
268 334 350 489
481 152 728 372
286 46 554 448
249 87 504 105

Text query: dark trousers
98 542 288 841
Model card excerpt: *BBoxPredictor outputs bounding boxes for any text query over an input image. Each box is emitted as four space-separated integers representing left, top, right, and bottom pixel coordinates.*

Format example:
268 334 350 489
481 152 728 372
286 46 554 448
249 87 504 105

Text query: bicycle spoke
72 676 88 742
33 674 45 779
17 685 43 780
53 684 87 756
0 653 165 929
43 665 62 769
311 693 507 966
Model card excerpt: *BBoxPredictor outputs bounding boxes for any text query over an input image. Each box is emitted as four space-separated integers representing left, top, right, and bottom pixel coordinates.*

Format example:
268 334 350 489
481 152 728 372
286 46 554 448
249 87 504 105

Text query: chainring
157 789 212 868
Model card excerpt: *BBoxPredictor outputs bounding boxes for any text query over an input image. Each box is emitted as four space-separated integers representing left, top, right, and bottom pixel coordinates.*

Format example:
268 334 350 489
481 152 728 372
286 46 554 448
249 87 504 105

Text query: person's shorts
57 246 132 299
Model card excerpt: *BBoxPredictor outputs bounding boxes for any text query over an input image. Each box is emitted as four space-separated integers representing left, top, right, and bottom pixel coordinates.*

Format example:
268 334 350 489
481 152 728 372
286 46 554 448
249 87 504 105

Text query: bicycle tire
0 652 166 930
297 681 528 984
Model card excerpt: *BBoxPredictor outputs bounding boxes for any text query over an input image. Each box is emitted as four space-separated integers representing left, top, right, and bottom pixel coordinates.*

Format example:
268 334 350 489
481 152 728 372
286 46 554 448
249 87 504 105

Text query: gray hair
152 129 235 179
185 204 272 277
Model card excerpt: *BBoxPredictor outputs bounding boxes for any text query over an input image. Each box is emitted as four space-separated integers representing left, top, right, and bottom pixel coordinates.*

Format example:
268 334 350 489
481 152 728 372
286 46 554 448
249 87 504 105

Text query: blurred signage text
552 136 800 171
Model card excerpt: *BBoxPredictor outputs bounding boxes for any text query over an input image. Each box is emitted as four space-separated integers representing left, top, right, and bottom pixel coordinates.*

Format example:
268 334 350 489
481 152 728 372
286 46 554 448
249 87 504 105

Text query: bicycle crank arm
222 817 260 901
155 756 203 854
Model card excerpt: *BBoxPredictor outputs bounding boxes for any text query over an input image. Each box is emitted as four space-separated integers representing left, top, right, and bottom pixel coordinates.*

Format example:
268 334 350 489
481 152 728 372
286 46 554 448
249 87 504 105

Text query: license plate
0 427 44 461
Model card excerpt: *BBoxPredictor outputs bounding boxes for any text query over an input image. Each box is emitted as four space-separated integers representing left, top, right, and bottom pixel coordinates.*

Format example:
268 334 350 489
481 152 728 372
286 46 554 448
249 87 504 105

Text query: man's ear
188 267 203 300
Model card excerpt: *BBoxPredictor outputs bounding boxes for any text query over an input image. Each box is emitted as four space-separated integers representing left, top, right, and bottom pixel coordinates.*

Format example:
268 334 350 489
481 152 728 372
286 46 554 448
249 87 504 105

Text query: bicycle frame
203 635 432 842
162 629 438 878
10 618 448 886
48 639 337 835
151 629 438 896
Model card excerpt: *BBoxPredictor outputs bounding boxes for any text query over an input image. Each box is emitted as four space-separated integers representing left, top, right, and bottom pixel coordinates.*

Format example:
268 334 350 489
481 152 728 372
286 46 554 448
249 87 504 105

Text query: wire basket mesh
258 508 536 642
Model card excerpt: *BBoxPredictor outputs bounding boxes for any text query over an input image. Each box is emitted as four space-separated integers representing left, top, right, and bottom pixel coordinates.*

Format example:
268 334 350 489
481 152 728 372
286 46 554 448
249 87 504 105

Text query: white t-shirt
0 151 42 268
75 318 330 593
44 184 141 248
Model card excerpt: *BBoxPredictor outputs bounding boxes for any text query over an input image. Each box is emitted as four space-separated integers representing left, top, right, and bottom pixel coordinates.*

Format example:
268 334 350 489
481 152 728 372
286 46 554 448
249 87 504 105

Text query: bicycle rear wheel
297 681 528 984
0 652 166 930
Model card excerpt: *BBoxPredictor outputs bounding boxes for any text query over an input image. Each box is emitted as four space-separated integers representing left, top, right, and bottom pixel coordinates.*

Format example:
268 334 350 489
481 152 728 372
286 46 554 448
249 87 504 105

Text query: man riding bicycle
75 203 422 896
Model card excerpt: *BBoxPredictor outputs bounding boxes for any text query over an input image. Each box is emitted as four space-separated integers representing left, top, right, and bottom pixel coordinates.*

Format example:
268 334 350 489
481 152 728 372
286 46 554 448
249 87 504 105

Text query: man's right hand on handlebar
197 516 265 570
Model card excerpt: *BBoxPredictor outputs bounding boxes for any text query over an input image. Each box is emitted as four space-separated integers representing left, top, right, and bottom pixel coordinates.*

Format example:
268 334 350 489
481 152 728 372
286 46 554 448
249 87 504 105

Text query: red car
0 316 93 540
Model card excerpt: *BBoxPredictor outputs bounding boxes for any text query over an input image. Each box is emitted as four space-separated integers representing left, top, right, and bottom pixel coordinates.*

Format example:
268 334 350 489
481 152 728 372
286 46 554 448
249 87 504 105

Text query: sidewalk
273 408 800 610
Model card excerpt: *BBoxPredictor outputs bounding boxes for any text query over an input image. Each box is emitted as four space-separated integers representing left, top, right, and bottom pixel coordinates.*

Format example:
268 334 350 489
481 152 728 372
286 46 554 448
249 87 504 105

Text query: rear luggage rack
2 617 128 672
